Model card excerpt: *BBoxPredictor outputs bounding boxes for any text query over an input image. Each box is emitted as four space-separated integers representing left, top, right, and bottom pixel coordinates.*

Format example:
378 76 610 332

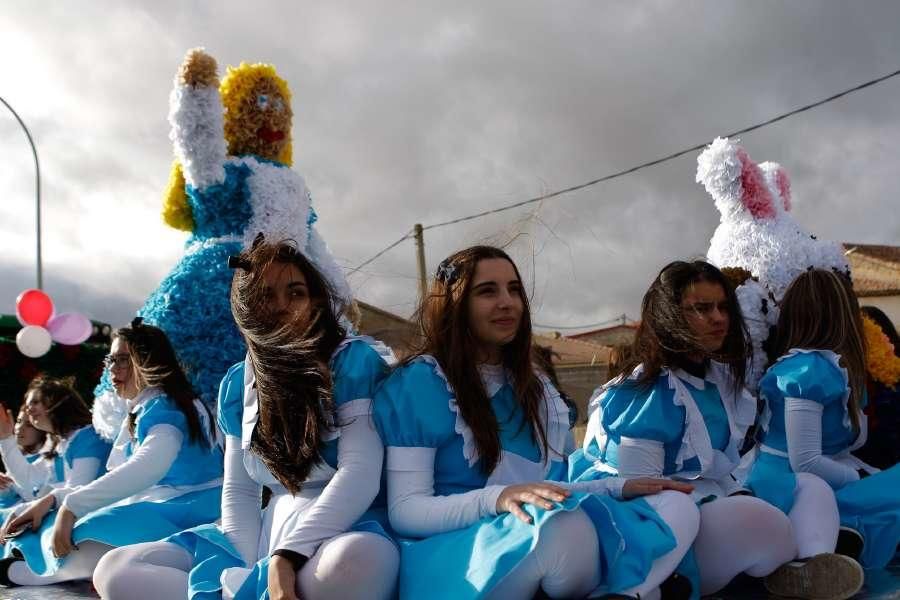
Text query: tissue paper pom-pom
139 240 246 404
220 62 293 166
162 161 194 231
774 167 791 212
863 315 900 388
737 149 776 220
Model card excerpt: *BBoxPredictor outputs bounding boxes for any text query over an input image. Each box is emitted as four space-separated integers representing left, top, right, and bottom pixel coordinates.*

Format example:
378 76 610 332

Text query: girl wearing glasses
0 378 105 518
94 239 398 600
579 260 863 599
0 321 222 588
746 269 900 570
374 246 698 600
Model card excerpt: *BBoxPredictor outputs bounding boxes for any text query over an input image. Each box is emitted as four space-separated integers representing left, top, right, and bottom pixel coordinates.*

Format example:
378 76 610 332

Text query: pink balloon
16 289 54 327
47 312 93 345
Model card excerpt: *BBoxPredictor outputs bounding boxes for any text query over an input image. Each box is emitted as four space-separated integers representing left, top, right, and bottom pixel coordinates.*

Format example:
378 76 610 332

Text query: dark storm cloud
2 1 898 332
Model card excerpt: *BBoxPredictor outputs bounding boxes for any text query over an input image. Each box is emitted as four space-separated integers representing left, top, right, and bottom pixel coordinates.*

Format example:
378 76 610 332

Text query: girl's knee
795 472 832 496
93 546 132 598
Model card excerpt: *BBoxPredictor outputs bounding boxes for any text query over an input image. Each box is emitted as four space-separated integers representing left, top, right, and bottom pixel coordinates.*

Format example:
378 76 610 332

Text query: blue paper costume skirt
4 487 221 576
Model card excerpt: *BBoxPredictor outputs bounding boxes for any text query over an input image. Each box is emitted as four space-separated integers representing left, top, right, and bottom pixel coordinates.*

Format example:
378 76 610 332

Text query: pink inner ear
775 168 791 211
738 149 776 219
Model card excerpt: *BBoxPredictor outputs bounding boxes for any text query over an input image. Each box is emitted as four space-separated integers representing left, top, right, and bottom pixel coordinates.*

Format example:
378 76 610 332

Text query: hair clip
251 232 266 249
131 317 144 329
228 255 252 270
435 259 459 285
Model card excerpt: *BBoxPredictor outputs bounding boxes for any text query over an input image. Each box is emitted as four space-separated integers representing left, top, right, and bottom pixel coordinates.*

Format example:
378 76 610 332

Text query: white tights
789 472 839 558
619 490 700 600
489 508 601 599
8 541 112 586
490 493 698 600
694 495 797 595
94 531 399 600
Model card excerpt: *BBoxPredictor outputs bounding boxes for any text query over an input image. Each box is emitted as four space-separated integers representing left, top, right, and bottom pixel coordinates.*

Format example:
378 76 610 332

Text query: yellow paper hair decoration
863 314 900 388
162 161 193 231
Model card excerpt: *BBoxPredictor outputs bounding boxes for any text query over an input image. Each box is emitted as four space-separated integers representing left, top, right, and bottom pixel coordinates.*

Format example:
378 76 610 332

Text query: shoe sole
764 553 864 600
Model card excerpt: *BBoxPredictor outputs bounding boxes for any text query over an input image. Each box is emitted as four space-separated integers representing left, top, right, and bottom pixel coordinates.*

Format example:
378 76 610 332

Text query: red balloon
16 289 54 327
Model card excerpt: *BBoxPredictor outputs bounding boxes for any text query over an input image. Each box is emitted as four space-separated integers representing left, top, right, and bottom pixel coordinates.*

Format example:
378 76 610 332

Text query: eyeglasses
103 353 131 370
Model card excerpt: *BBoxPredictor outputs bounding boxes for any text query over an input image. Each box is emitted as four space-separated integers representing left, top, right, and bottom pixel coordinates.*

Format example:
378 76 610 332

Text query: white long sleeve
220 434 263 567
276 400 383 558
0 437 52 497
615 437 667 479
49 457 103 506
386 446 504 538
785 398 859 489
62 425 183 517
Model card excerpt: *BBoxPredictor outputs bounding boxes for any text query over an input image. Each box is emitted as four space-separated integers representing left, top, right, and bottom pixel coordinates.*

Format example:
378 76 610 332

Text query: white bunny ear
698 137 778 221
697 137 743 218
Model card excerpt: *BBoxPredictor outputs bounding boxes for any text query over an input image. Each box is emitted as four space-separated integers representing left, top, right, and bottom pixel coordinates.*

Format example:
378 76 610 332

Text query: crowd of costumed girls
1 48 899 600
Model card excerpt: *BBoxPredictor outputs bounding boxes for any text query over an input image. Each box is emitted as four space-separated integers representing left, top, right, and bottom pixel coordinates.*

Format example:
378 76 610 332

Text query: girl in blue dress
0 378 108 525
580 260 863 600
375 245 698 600
0 321 222 587
94 239 399 600
746 268 900 569
0 402 58 508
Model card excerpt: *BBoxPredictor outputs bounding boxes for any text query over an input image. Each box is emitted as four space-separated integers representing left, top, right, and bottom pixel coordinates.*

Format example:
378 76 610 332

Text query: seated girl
94 239 398 600
580 260 862 600
0 378 107 523
0 320 222 587
746 268 900 569
0 407 56 508
375 245 698 600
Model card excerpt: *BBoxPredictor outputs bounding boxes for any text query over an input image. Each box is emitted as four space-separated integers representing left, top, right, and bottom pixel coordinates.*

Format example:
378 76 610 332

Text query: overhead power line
351 66 900 272
422 66 900 231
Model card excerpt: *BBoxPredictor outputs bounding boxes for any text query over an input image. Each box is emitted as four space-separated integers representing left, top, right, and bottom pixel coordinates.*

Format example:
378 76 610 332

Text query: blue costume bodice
62 426 112 475
757 349 861 456
217 337 392 488
596 370 730 476
374 356 572 495
125 393 224 487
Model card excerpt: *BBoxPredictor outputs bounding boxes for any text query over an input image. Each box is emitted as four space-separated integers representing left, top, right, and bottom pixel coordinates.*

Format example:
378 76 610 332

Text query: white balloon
16 325 53 358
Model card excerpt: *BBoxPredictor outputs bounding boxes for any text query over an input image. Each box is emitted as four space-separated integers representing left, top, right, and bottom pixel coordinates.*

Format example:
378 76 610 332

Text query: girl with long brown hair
0 378 106 514
95 239 399 600
0 322 222 589
580 260 864 600
374 245 696 600
746 268 900 570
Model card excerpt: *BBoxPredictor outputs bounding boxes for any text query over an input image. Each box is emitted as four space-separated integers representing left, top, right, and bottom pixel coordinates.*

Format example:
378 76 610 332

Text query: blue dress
576 362 758 599
746 349 900 568
0 427 108 529
167 336 394 600
5 394 222 576
374 356 679 600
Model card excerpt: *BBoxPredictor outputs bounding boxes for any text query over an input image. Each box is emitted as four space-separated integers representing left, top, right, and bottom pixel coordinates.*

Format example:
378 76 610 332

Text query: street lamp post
0 96 42 290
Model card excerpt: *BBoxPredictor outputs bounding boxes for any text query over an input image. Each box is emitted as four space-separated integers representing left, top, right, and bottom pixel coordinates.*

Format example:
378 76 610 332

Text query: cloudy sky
2 1 899 334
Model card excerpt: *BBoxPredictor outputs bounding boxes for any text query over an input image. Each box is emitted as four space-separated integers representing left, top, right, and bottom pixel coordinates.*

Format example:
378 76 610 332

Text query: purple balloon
46 312 93 345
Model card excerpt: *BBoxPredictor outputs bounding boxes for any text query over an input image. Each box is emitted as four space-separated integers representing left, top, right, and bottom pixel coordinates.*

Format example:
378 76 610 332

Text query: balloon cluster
14 289 93 358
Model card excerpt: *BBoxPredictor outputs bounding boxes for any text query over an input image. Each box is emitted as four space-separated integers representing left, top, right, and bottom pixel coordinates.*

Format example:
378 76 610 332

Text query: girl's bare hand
496 483 571 524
